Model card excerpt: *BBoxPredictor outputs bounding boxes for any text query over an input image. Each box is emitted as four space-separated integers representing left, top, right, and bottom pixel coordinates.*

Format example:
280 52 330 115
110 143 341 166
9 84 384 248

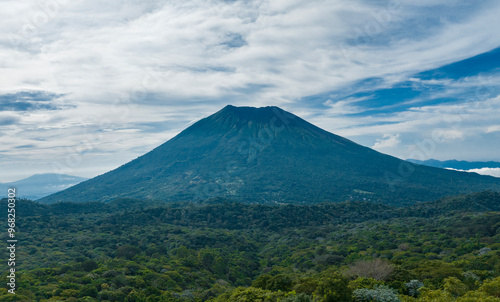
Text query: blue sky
1 0 500 182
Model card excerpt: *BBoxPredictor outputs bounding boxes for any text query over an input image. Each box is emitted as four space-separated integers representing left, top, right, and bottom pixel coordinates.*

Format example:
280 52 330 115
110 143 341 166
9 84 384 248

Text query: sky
1 0 500 182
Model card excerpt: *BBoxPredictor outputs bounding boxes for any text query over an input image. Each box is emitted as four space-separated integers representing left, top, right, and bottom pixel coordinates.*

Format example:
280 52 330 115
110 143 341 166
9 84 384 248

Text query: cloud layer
446 168 500 179
1 0 500 181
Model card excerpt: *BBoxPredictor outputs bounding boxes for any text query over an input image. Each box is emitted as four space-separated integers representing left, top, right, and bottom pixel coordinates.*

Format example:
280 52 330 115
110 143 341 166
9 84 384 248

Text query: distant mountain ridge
14 191 500 230
39 105 500 205
0 173 88 200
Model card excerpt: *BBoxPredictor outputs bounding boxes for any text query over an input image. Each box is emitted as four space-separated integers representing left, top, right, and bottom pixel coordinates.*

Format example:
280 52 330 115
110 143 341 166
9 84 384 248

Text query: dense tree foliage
0 192 499 301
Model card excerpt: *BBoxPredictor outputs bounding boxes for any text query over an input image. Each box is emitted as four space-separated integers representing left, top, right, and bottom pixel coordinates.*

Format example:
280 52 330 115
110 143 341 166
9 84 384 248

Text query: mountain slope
0 173 87 200
39 105 500 205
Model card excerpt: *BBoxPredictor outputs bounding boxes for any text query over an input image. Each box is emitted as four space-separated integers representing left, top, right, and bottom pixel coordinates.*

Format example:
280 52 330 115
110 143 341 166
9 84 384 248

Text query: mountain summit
40 105 500 205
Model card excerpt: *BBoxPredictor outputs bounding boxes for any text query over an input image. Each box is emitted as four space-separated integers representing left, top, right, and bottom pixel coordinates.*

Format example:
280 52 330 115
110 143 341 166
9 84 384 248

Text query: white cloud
3 0 500 102
372 134 401 149
322 97 368 115
446 167 500 178
431 129 464 143
486 125 500 133
469 168 500 178
1 0 500 181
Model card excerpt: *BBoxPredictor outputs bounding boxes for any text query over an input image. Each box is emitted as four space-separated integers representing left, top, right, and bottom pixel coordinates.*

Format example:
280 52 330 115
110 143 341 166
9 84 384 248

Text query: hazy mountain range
408 159 500 178
39 106 500 206
0 173 87 200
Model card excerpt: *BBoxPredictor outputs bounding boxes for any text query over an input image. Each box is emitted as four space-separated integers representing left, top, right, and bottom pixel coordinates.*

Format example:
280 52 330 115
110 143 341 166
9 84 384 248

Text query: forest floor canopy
0 191 499 301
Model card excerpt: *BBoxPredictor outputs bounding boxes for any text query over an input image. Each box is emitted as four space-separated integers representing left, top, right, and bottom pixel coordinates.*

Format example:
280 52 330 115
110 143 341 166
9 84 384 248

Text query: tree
281 293 311 302
214 257 228 276
116 244 141 260
211 287 283 302
79 285 98 298
443 277 468 297
314 273 352 302
404 280 424 297
349 277 383 291
293 278 319 295
82 259 98 272
353 285 400 302
417 289 454 302
346 259 394 281
479 277 500 298
267 275 293 292
198 249 216 270
456 291 500 302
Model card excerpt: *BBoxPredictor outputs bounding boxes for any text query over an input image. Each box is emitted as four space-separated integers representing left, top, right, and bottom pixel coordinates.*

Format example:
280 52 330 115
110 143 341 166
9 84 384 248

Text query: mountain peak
220 104 282 112
182 105 298 136
215 105 288 122
40 105 500 205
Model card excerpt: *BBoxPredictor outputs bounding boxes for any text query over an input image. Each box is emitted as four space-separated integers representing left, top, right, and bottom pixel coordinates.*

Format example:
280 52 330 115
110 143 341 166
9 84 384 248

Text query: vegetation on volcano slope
40 106 500 206
0 192 499 301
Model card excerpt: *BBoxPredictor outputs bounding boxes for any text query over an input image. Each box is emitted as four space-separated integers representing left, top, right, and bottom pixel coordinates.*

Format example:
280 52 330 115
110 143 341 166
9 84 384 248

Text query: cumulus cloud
431 129 464 143
446 167 500 178
469 168 500 178
372 134 401 149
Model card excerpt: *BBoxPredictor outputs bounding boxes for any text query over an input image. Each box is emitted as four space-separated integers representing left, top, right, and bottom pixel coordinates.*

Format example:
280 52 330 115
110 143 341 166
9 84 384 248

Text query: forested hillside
1 192 499 301
41 106 500 206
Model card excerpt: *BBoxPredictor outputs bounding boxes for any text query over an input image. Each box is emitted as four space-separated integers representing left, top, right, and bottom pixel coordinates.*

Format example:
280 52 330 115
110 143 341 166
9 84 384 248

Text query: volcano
40 105 500 205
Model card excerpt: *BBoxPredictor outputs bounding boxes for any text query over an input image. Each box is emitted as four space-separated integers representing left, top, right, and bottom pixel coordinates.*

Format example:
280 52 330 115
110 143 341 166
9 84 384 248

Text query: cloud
486 125 500 133
220 33 247 48
431 129 464 143
322 97 367 115
0 114 20 126
372 134 400 149
1 0 500 181
446 167 500 178
0 91 66 111
469 168 500 178
3 0 500 104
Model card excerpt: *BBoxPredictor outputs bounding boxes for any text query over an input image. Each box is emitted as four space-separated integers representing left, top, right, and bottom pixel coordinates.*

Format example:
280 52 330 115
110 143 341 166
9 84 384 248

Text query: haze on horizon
1 0 500 182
